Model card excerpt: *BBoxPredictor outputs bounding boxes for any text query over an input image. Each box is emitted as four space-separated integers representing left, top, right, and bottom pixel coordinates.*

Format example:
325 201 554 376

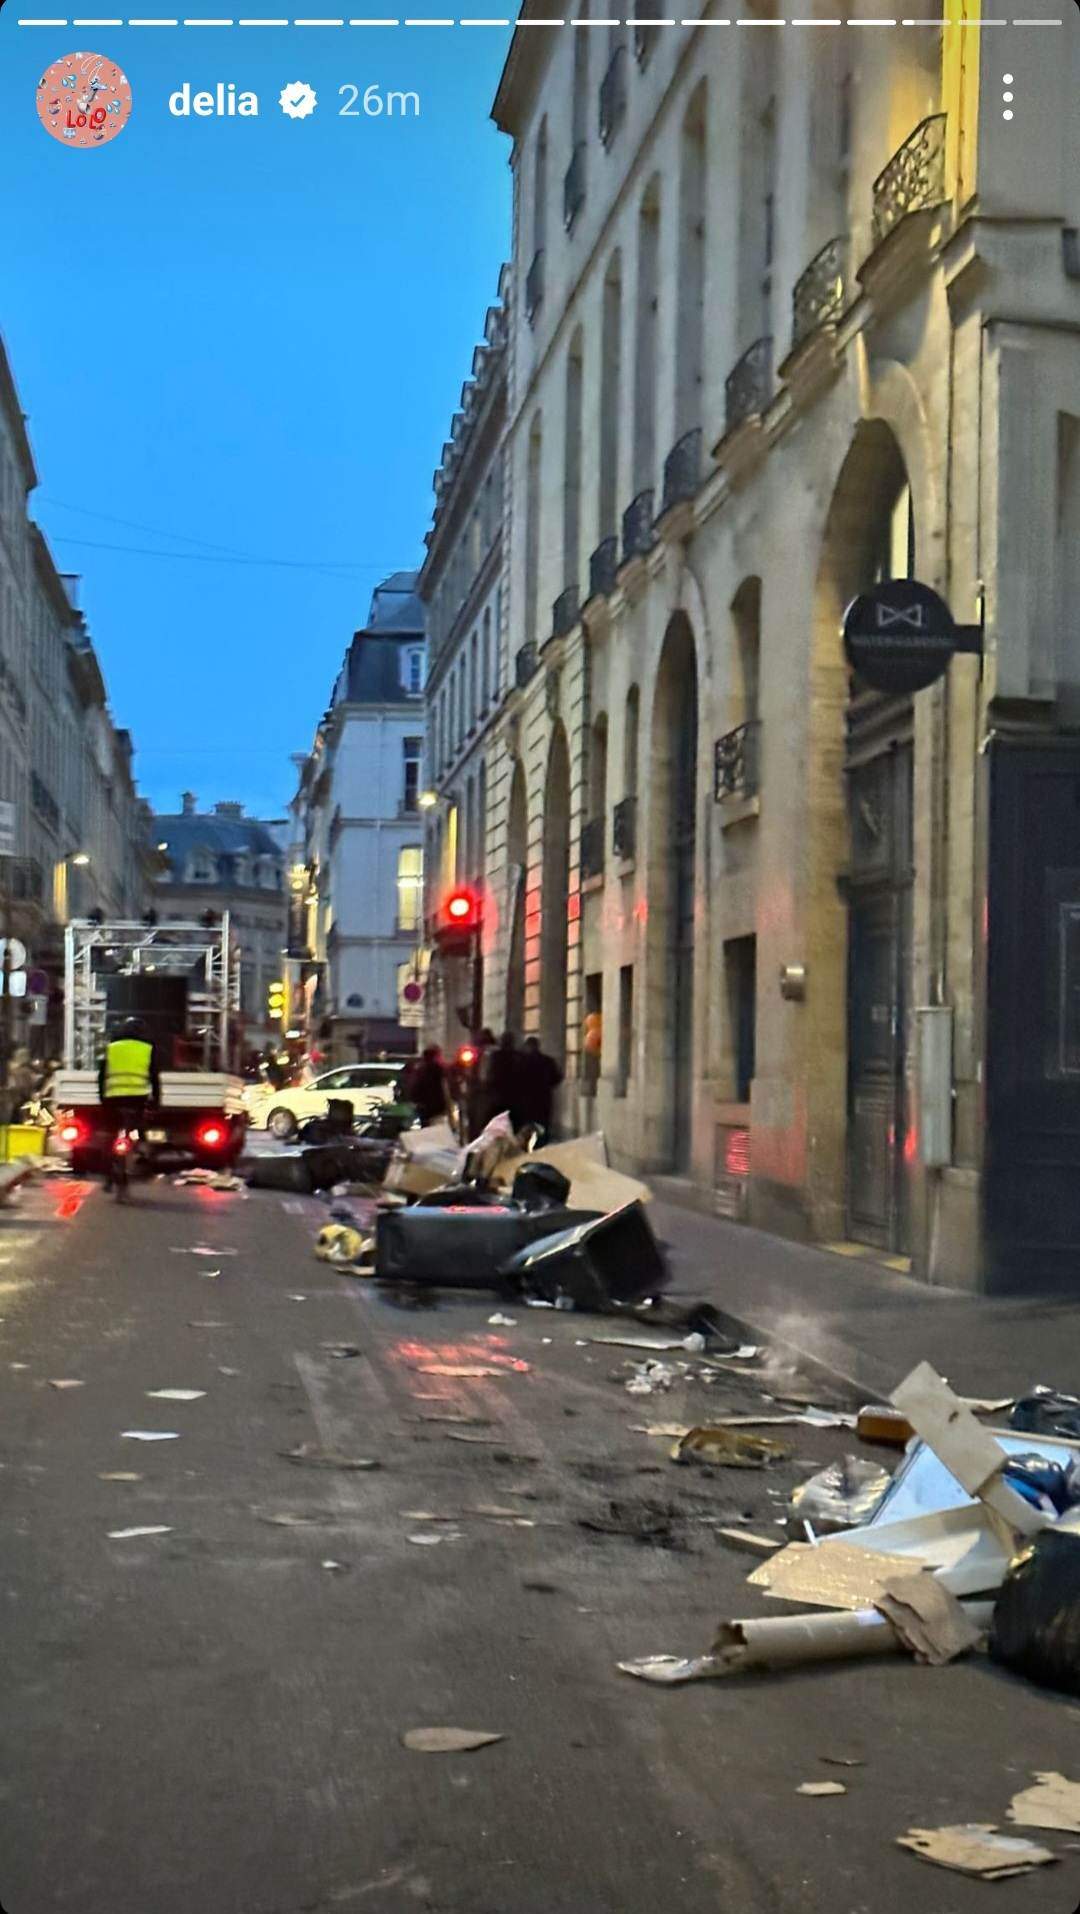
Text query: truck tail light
58 1116 87 1147
195 1121 226 1150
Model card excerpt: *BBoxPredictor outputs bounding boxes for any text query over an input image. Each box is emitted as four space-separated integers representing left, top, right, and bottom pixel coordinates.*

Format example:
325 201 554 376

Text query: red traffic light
442 887 480 929
447 892 471 921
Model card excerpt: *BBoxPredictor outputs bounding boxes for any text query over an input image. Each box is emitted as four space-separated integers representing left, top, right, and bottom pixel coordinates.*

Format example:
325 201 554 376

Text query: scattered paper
445 1431 498 1446
797 1782 847 1798
219 1367 239 1376
401 1728 503 1754
715 1527 783 1556
99 1471 142 1482
419 1364 514 1379
280 1445 379 1471
146 1389 206 1402
108 1526 172 1540
1007 1774 1080 1835
874 1572 985 1665
322 1343 361 1359
749 1541 923 1612
897 1825 1057 1880
674 1426 790 1468
321 1559 346 1572
121 1431 180 1441
9 1363 27 1371
188 1321 229 1329
172 1246 238 1257
48 1379 84 1390
617 1654 723 1685
488 1313 517 1327
408 1530 461 1545
261 1511 338 1527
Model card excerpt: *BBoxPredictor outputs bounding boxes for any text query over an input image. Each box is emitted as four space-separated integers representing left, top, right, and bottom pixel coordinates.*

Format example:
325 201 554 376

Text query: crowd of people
403 1031 564 1143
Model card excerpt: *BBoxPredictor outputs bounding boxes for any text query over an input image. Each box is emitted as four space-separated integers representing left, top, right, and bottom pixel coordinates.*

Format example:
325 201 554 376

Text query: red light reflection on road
391 1335 530 1375
55 1181 92 1221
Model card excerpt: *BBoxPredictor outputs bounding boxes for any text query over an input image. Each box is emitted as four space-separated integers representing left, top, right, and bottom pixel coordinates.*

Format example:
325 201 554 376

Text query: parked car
243 1063 405 1140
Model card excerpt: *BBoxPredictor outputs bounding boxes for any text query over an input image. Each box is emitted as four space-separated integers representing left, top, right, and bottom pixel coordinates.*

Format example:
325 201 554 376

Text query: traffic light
434 886 481 956
267 979 285 1022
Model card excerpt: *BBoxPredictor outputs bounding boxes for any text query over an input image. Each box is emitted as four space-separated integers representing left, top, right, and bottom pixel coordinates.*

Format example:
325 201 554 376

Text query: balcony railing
564 143 586 233
791 236 847 348
525 249 545 327
661 427 702 514
552 584 580 639
724 336 772 435
589 536 619 602
613 794 637 862
714 720 761 804
580 816 605 881
632 0 665 65
31 772 60 833
871 113 947 246
599 45 627 147
621 487 655 564
515 642 538 689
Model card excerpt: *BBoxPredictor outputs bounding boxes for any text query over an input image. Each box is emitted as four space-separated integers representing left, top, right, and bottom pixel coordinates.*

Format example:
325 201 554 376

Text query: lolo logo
37 51 132 148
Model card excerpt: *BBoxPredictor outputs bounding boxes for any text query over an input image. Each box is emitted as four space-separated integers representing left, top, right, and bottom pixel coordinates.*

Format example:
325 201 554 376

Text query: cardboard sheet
492 1131 652 1214
748 1540 922 1611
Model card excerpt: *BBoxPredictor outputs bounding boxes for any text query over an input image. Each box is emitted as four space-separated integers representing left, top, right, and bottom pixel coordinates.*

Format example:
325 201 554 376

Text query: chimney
213 801 244 819
181 791 196 816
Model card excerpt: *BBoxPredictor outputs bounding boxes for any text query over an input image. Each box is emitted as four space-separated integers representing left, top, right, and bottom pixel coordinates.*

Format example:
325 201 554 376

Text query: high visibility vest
103 1038 153 1100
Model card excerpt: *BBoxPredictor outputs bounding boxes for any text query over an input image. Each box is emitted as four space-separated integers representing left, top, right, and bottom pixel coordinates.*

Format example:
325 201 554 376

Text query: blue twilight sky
0 16 513 819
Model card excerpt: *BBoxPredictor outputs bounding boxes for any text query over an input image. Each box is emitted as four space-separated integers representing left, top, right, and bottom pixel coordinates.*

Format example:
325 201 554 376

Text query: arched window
623 684 640 795
589 713 609 820
731 577 762 730
481 608 492 714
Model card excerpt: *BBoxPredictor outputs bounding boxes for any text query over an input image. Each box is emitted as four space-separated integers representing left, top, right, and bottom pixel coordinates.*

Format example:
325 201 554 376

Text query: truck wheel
268 1108 298 1142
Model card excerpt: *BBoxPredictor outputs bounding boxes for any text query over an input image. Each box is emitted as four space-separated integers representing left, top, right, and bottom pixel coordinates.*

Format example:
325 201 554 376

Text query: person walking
482 1031 519 1128
404 1046 452 1126
465 1028 497 1142
513 1035 563 1141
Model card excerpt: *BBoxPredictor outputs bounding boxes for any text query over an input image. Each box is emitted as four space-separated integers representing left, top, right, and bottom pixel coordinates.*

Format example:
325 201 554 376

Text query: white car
243 1063 405 1140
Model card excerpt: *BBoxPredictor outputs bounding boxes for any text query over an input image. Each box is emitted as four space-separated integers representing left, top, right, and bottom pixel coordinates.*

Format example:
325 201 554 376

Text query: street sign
0 939 27 971
402 979 423 1004
842 579 982 695
0 802 15 859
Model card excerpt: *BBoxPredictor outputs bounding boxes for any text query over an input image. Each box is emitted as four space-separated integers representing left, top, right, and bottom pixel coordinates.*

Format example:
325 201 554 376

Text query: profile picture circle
37 51 132 148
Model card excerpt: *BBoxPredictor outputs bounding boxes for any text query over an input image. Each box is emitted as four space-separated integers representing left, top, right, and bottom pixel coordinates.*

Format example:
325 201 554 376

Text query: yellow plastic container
0 1125 46 1161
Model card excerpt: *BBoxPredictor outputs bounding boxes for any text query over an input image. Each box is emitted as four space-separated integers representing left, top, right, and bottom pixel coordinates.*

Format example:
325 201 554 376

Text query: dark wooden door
986 742 1080 1292
846 741 913 1252
672 674 698 1171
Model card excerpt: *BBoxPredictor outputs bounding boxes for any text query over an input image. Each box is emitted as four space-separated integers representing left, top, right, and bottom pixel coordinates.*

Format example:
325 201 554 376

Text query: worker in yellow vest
97 1018 162 1178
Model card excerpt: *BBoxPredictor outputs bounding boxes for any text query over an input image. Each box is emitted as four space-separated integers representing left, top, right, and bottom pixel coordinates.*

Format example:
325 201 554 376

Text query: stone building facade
483 1 1080 1292
417 271 509 1054
291 575 427 1064
0 334 153 1055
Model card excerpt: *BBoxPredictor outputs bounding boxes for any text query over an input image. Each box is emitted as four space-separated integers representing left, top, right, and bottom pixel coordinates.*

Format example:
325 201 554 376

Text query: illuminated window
397 846 423 933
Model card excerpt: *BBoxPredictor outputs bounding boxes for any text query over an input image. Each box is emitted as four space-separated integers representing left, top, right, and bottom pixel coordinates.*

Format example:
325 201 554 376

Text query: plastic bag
314 1224 369 1266
787 1455 892 1537
990 1522 1080 1696
1009 1389 1080 1442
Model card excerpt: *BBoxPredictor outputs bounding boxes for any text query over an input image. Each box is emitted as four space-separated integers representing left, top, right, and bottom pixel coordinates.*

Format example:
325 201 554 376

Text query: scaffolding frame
63 916 237 1071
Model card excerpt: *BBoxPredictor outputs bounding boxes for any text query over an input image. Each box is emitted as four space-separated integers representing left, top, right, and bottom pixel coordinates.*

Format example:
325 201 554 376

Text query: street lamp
418 790 438 811
70 852 90 868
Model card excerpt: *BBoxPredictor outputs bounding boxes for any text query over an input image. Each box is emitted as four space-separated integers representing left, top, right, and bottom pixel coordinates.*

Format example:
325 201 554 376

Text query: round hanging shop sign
842 579 977 696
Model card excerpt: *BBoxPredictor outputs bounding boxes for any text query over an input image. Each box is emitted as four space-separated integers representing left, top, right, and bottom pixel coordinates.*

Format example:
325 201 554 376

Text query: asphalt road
0 1167 1075 1914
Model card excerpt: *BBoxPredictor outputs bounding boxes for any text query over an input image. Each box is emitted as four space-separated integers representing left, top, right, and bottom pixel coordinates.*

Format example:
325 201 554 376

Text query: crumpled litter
121 1430 180 1441
314 1223 369 1266
108 1526 172 1540
280 1444 380 1471
1007 1773 1080 1834
401 1727 503 1753
146 1389 205 1401
787 1455 892 1537
896 1825 1057 1879
673 1426 790 1468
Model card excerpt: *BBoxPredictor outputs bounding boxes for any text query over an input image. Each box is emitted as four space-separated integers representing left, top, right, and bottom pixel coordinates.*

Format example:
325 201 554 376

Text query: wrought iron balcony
564 143 586 233
791 236 847 348
871 113 947 246
599 44 627 147
515 642 538 689
612 794 637 862
552 584 580 639
31 771 59 833
632 0 665 64
589 536 619 602
525 249 545 327
713 720 761 804
621 487 655 564
724 336 772 435
661 427 702 515
580 816 605 881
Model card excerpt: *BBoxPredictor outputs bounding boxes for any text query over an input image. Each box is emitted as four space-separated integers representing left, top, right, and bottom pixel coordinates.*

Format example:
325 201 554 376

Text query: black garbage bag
1010 1390 1080 1442
989 1523 1080 1695
512 1162 572 1211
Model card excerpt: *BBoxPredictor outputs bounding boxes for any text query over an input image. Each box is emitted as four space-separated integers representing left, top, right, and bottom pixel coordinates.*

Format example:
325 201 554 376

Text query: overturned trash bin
374 1204 599 1291
502 1201 670 1312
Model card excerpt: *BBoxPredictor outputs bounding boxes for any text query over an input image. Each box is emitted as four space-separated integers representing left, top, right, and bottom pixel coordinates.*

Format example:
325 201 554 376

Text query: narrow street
1 1168 1072 1914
